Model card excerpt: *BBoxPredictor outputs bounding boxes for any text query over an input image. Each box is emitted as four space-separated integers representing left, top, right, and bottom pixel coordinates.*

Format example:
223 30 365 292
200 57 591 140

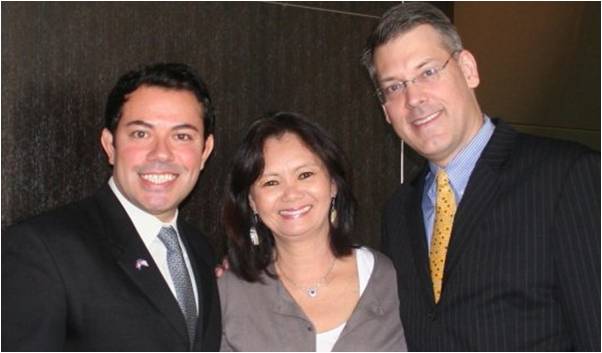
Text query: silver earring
329 197 337 225
249 213 260 246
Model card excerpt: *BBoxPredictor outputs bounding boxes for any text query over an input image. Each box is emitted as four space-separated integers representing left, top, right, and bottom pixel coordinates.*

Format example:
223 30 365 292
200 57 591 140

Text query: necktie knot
158 226 179 252
436 169 452 192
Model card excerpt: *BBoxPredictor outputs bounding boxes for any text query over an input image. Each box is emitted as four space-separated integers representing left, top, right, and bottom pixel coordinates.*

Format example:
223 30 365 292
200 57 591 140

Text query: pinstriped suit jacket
382 119 600 351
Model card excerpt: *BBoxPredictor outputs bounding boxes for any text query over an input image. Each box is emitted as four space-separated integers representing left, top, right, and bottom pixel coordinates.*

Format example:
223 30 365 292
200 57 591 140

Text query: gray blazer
218 248 407 351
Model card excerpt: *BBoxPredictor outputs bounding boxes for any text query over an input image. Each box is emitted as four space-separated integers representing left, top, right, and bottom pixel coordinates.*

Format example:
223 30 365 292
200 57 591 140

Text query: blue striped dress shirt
422 116 495 248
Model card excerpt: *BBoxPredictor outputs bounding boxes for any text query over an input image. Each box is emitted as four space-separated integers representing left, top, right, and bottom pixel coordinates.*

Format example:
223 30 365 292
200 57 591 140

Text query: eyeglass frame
375 50 461 104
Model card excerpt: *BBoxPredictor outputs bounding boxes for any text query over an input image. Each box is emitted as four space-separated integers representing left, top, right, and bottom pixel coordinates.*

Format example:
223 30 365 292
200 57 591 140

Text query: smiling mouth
140 173 177 184
279 205 312 218
413 111 441 126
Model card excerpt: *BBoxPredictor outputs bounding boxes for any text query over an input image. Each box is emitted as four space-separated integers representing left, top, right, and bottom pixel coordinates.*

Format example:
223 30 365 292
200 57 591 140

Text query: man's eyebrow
125 120 153 128
172 123 200 132
123 120 199 132
379 57 437 83
415 57 435 70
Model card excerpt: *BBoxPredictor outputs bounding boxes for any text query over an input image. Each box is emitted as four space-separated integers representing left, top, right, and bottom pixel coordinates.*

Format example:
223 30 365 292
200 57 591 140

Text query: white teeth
414 111 439 126
140 174 176 184
279 205 312 217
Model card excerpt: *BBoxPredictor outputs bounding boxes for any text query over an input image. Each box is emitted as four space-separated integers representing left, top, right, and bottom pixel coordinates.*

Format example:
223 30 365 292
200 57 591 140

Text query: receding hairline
369 23 459 81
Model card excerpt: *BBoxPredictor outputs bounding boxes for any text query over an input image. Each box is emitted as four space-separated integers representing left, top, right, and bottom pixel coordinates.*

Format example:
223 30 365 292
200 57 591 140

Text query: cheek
113 145 144 167
386 115 412 139
250 189 278 214
308 179 335 203
175 146 205 170
324 186 336 202
384 105 409 124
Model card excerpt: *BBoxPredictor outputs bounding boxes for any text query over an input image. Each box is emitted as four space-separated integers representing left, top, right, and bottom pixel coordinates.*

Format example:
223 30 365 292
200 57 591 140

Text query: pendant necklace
276 256 336 298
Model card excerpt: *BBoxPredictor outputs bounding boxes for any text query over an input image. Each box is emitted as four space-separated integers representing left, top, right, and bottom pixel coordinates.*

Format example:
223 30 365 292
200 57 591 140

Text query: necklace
276 256 336 298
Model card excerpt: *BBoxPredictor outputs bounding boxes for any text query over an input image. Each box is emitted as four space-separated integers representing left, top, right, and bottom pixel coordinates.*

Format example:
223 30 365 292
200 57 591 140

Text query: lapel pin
135 258 149 271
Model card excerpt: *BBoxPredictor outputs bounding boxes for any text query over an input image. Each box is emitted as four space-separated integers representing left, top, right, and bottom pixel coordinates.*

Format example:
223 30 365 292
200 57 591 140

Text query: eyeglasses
376 50 459 104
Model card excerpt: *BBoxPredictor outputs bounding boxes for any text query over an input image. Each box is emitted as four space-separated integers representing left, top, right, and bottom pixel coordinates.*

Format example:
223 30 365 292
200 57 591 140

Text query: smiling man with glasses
362 2 600 351
375 50 459 106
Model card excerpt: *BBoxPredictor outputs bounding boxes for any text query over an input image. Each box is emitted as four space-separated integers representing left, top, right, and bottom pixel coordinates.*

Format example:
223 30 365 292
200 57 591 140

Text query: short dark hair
361 2 463 82
223 112 356 282
104 63 215 137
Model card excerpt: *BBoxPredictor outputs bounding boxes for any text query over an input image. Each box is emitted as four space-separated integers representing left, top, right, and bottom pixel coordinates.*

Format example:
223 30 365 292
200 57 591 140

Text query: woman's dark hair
104 62 215 137
223 111 357 282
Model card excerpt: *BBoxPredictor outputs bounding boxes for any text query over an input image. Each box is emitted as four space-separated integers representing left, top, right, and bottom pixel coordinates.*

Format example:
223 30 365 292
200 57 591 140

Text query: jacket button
307 326 313 331
427 311 436 321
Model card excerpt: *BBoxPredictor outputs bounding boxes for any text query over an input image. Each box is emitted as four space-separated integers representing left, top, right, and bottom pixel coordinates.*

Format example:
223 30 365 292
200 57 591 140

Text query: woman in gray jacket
219 112 406 351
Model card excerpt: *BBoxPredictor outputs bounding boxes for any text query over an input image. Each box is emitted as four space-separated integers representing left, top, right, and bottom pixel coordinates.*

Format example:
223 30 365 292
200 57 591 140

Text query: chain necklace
276 256 336 298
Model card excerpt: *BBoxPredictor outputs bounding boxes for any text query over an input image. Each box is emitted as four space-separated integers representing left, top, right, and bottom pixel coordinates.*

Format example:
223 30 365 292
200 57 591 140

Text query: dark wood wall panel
3 2 429 253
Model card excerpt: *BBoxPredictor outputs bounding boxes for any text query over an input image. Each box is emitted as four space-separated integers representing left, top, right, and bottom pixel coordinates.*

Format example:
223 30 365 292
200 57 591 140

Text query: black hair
223 111 356 282
104 62 215 137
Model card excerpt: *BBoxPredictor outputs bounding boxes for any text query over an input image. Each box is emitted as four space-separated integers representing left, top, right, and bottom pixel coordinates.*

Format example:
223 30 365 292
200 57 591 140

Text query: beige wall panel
455 2 600 150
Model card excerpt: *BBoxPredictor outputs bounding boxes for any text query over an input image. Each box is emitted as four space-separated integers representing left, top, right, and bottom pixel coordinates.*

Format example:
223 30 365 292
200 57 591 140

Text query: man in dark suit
361 3 600 351
2 63 221 351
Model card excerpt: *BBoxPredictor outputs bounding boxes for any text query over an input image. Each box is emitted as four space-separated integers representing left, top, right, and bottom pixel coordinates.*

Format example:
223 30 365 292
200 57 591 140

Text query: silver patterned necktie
158 226 197 345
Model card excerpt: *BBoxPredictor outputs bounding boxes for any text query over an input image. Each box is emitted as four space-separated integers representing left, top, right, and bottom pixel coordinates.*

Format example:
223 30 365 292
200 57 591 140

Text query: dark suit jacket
382 119 600 351
1 185 221 351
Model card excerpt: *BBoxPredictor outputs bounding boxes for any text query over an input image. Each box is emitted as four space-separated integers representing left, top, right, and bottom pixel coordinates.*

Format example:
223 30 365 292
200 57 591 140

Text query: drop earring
329 197 337 225
249 213 260 246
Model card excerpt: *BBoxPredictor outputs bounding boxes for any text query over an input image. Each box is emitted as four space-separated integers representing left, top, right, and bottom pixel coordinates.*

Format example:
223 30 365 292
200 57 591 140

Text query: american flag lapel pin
135 258 149 271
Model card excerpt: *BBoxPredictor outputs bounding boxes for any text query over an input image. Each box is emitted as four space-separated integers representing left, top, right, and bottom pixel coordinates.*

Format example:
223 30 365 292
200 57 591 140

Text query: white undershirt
108 178 198 312
315 247 374 352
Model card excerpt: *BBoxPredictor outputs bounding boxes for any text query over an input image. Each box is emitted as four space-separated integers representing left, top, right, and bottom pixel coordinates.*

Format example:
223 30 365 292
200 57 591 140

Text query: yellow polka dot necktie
429 169 456 303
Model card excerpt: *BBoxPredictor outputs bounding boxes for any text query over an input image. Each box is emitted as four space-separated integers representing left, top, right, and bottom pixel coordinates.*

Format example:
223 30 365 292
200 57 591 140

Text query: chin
275 228 310 240
142 199 177 214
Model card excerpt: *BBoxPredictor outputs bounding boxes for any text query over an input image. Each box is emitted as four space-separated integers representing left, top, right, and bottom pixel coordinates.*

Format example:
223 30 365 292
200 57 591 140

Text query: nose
404 81 426 109
281 181 303 202
148 136 174 161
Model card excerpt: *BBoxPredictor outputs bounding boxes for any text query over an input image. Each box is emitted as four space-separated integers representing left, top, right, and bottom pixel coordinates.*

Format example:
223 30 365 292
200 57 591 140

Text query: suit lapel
94 185 189 343
178 222 214 349
443 120 517 284
403 171 436 303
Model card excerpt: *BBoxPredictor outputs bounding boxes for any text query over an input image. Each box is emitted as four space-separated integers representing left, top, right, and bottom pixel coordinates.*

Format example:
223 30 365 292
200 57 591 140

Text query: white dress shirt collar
107 178 199 310
108 177 179 248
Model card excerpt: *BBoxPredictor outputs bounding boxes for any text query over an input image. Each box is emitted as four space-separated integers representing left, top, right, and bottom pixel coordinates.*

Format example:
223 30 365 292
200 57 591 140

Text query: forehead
262 133 323 166
374 24 450 78
120 86 204 127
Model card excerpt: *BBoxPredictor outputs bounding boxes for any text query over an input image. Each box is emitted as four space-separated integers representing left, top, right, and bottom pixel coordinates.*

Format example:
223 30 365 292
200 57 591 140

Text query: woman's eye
299 171 314 180
263 180 278 187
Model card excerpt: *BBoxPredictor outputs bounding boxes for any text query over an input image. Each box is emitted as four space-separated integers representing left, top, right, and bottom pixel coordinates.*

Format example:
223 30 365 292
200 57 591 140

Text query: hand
214 257 229 278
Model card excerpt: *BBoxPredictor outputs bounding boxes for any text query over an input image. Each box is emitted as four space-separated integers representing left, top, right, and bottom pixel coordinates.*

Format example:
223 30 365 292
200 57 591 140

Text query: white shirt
316 247 375 352
108 178 198 313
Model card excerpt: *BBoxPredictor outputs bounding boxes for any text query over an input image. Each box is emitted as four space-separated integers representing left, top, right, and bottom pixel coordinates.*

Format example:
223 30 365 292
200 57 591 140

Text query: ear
199 134 215 170
381 105 392 124
248 194 257 214
457 50 480 89
330 179 338 198
100 128 116 165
